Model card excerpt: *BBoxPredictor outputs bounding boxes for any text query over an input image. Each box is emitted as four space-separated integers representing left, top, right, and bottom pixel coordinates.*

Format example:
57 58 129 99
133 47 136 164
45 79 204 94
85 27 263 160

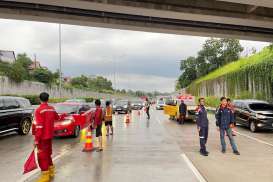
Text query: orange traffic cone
82 128 94 152
125 114 130 123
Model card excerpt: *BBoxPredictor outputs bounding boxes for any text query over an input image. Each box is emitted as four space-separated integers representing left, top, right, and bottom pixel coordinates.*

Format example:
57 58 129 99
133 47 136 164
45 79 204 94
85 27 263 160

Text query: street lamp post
59 24 62 98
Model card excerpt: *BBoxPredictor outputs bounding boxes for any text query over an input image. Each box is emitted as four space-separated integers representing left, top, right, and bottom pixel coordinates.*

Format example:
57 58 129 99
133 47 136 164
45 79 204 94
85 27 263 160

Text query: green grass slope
193 47 273 84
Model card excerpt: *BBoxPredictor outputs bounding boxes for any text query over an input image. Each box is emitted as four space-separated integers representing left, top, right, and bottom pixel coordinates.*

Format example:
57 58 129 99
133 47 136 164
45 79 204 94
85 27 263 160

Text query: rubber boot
36 171 50 182
49 165 55 178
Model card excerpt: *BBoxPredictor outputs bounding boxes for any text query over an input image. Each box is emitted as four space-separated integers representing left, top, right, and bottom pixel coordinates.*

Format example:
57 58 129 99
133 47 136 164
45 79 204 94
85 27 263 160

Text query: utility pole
59 24 62 98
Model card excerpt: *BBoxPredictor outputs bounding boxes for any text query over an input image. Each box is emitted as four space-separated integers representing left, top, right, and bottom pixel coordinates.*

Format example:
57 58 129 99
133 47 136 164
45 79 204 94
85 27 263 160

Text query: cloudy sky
0 18 269 92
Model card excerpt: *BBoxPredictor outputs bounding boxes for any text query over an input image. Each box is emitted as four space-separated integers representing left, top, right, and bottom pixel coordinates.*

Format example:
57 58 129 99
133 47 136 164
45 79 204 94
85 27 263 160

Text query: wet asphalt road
160 111 273 182
28 109 198 182
0 130 80 182
1 108 273 182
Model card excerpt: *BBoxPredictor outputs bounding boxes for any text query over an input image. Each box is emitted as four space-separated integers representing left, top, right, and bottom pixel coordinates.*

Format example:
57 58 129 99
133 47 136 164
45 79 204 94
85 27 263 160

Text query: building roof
0 50 16 63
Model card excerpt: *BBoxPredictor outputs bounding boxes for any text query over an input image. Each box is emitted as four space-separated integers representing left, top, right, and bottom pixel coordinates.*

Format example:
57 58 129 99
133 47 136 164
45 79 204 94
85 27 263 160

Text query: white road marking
17 150 70 182
235 131 273 147
181 154 207 182
157 115 206 182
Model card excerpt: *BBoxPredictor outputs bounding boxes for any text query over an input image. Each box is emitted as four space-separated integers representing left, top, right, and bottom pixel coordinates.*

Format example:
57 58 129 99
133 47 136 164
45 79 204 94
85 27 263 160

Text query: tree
70 75 113 92
177 57 197 89
177 38 243 88
71 75 88 88
16 53 32 70
197 38 243 75
32 68 54 84
0 61 10 76
16 53 33 80
6 62 26 83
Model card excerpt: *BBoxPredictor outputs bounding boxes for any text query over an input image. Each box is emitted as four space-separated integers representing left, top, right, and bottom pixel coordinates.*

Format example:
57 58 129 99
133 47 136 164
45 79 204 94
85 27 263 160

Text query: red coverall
34 103 59 171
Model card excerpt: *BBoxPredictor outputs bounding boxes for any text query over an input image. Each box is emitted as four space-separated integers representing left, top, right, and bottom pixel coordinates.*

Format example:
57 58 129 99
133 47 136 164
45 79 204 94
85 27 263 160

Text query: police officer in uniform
195 97 209 156
34 92 59 182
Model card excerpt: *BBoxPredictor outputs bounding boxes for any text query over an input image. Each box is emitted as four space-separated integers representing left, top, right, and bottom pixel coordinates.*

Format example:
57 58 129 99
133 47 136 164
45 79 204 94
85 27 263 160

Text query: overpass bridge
0 0 272 41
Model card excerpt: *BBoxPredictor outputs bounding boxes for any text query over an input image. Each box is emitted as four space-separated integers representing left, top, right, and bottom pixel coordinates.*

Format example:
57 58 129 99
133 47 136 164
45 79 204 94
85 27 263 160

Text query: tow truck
163 94 196 123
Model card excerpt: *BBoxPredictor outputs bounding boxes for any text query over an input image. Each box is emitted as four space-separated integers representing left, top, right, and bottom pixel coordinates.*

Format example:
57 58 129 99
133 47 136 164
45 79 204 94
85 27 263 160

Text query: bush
195 96 220 108
206 96 221 108
49 98 67 103
84 97 94 102
235 91 253 99
22 95 40 105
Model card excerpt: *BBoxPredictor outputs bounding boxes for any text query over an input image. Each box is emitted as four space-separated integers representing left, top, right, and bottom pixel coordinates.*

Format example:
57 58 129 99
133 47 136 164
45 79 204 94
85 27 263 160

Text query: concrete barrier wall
0 76 113 99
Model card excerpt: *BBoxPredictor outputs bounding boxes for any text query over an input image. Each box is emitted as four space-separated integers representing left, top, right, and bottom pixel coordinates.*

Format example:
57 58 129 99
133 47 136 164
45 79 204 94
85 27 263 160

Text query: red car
32 102 94 137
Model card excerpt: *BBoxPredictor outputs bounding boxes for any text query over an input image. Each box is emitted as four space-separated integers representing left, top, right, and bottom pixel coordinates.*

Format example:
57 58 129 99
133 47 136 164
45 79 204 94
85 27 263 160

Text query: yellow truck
163 96 196 123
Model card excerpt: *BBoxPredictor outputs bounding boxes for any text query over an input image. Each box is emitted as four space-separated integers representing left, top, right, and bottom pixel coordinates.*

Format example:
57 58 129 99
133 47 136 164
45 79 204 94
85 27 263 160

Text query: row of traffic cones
126 110 142 123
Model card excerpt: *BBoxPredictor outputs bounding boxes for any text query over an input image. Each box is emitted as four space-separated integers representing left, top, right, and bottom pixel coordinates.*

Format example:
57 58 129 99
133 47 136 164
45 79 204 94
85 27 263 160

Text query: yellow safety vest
104 106 112 121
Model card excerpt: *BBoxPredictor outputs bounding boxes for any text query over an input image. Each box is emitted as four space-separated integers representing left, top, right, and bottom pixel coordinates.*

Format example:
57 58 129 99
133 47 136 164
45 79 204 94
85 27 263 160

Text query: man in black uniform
179 100 187 124
195 98 209 156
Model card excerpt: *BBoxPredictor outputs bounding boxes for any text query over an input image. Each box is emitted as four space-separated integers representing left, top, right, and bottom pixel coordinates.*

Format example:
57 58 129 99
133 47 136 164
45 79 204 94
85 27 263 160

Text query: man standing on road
34 92 59 182
215 97 240 155
93 99 104 152
105 101 113 136
179 100 187 125
195 98 209 156
227 98 236 136
145 98 151 120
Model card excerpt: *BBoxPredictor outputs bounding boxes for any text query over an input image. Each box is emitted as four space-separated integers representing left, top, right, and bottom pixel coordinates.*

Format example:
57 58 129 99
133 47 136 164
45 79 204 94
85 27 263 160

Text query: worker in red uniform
34 92 59 182
92 99 104 152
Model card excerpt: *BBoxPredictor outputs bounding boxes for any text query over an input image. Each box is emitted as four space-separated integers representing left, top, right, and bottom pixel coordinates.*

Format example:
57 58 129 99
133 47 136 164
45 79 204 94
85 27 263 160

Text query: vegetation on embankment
193 46 273 84
187 45 273 103
0 94 94 105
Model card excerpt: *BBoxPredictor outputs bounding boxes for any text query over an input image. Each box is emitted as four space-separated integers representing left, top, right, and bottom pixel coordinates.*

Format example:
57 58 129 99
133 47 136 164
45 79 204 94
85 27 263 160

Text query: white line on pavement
157 115 206 182
235 131 273 147
17 150 70 182
181 154 207 182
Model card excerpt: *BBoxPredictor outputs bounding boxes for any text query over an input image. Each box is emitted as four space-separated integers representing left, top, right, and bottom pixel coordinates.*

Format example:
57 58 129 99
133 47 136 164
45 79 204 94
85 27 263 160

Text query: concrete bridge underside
0 0 272 41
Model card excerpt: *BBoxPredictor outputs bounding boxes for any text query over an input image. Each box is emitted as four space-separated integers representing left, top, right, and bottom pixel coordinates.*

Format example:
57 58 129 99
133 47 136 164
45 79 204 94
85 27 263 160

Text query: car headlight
256 113 267 119
61 119 73 125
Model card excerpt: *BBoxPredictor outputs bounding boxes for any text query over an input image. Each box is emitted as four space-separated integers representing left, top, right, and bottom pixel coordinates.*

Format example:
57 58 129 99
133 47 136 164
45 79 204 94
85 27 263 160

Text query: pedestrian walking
195 97 209 156
105 101 113 136
215 97 240 155
179 100 187 124
144 98 151 120
227 98 236 136
93 99 104 152
34 92 59 182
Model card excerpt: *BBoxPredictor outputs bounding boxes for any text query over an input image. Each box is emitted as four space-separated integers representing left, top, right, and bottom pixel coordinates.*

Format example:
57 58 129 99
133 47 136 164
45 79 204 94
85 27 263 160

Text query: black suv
113 100 131 114
0 96 33 135
234 100 273 132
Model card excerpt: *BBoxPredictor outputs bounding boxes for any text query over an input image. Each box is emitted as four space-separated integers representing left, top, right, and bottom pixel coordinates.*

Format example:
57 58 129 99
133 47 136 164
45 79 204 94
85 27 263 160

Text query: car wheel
18 118 31 135
250 121 257 132
73 126 80 138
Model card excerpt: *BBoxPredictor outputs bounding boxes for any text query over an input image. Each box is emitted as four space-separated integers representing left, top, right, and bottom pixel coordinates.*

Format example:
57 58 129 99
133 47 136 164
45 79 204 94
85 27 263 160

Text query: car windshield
249 103 273 111
55 104 79 114
157 101 164 104
66 99 85 103
132 101 142 105
116 101 128 105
